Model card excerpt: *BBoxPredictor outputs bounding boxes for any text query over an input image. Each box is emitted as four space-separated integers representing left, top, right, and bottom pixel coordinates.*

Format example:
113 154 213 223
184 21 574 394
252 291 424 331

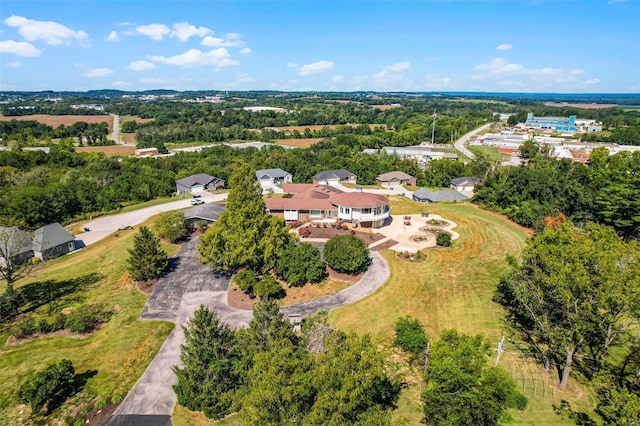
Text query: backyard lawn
329 197 594 425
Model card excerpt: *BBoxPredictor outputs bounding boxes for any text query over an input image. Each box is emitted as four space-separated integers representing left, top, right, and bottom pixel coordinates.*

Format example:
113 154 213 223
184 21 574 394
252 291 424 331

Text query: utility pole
431 110 436 147
495 335 505 367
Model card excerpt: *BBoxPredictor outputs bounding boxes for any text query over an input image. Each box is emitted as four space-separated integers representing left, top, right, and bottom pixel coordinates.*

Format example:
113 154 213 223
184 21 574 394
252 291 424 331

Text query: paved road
110 239 388 420
75 192 227 247
453 123 492 160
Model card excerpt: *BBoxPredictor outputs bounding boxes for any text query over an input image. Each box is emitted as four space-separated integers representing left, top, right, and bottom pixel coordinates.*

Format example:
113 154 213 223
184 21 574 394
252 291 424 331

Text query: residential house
255 168 293 188
450 177 480 192
1 223 76 266
376 171 416 187
176 174 225 195
184 203 226 225
413 189 470 203
266 184 390 228
312 169 357 186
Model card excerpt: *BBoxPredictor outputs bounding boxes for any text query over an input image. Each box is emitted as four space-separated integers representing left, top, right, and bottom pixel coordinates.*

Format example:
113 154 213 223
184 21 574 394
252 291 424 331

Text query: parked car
190 198 204 205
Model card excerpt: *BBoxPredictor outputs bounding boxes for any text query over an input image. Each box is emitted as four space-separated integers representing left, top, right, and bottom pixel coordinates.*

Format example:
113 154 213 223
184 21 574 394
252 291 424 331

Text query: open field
0 114 113 131
544 102 617 109
0 222 176 425
76 145 136 156
120 133 136 144
329 197 592 424
275 137 324 147
468 145 507 162
372 104 402 110
119 115 154 124
276 123 387 133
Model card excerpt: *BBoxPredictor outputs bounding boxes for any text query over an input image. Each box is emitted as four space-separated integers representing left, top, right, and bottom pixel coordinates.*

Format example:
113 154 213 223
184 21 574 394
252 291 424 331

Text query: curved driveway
454 123 492 160
110 240 388 420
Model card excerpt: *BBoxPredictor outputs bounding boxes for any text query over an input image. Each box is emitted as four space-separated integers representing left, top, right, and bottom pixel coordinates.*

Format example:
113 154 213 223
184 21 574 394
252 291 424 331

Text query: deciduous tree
323 234 369 274
153 211 189 243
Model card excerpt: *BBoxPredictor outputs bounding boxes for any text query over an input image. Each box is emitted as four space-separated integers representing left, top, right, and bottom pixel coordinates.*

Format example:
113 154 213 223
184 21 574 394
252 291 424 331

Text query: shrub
12 317 37 338
342 224 349 231
234 270 257 292
298 227 311 238
51 313 66 331
18 359 76 414
37 319 52 334
324 234 369 274
436 232 452 247
394 316 428 359
64 305 109 333
254 275 285 300
275 243 326 287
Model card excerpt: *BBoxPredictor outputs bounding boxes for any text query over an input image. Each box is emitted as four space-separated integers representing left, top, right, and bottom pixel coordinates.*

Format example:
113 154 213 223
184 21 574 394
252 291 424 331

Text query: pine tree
173 305 241 419
126 226 168 281
198 162 292 272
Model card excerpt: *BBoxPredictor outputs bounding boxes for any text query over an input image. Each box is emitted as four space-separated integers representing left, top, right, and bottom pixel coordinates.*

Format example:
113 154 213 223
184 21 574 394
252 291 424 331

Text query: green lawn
468 145 506 162
329 197 594 425
0 224 177 425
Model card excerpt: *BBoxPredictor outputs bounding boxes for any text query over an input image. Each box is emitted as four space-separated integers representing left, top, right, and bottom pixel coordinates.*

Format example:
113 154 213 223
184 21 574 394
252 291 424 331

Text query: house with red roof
265 184 391 228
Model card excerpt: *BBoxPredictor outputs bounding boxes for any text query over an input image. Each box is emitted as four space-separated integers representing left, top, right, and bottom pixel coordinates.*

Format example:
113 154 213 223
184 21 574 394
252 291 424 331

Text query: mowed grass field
75 145 136 156
275 137 324 147
0 224 176 425
468 145 507 162
0 114 114 131
329 197 592 425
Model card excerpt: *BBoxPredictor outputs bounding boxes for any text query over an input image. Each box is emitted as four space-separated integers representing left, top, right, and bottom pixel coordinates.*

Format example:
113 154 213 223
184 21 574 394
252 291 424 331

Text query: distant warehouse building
525 113 576 132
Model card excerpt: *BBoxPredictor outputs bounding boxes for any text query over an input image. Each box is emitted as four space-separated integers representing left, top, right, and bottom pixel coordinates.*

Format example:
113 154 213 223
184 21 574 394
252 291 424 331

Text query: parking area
140 237 229 321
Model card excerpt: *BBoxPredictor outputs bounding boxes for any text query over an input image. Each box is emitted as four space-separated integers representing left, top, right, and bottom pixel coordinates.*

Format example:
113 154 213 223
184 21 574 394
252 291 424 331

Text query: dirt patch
76 145 136 156
136 279 158 295
120 133 136 144
0 114 113 131
6 328 97 346
227 285 258 311
304 225 386 244
371 239 398 251
395 250 428 263
275 138 324 147
372 104 402 110
74 398 121 425
327 267 363 283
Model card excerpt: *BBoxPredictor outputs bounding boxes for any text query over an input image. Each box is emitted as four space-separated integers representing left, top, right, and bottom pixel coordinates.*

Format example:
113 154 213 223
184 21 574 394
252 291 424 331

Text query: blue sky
1 1 638 93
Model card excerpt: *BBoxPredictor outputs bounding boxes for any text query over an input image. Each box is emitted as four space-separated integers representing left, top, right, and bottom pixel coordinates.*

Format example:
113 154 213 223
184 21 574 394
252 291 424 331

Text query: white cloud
214 73 257 90
112 80 132 88
107 31 119 42
4 15 88 45
7 61 22 67
240 47 252 54
171 22 211 41
497 43 512 51
287 62 298 68
0 39 41 57
424 73 451 90
127 60 156 71
474 58 524 74
148 48 239 69
298 60 335 75
332 75 344 83
83 68 114 78
136 23 170 41
384 61 410 72
373 62 412 90
201 35 243 47
139 77 169 84
583 78 600 85
570 69 584 75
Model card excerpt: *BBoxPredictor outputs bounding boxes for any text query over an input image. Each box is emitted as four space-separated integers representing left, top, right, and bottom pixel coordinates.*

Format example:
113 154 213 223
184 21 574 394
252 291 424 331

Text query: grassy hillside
0 226 176 425
329 198 594 425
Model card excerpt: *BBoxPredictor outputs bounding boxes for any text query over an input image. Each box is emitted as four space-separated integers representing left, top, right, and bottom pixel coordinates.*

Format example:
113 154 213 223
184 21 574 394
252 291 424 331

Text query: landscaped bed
302 224 386 245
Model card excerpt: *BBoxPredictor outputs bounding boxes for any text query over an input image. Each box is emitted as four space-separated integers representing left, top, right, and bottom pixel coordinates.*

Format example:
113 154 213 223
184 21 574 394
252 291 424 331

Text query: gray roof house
412 188 470 203
256 168 293 187
450 177 480 192
184 203 226 224
1 222 76 266
376 171 416 187
313 169 357 185
176 174 224 195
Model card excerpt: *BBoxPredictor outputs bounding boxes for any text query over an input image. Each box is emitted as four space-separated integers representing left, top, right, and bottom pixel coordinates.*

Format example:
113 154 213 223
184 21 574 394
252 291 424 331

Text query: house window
310 210 322 218
362 208 372 215
374 206 382 215
326 210 335 217
56 246 62 252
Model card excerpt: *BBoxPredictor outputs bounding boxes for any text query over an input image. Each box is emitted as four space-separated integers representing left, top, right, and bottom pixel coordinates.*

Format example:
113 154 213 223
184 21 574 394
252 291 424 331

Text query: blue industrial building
525 113 576 132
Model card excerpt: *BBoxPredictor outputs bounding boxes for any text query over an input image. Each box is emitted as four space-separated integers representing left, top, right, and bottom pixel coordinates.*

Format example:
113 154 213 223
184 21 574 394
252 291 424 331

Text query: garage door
191 185 205 192
284 210 299 221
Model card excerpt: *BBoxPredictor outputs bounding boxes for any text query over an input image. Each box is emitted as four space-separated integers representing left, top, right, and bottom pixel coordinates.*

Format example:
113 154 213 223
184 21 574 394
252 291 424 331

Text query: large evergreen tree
198 162 293 272
125 226 168 281
173 306 242 420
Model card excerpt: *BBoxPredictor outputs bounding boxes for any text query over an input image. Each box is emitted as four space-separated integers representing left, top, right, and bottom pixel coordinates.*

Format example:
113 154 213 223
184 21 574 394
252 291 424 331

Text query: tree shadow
165 257 181 274
16 273 102 314
46 369 98 415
